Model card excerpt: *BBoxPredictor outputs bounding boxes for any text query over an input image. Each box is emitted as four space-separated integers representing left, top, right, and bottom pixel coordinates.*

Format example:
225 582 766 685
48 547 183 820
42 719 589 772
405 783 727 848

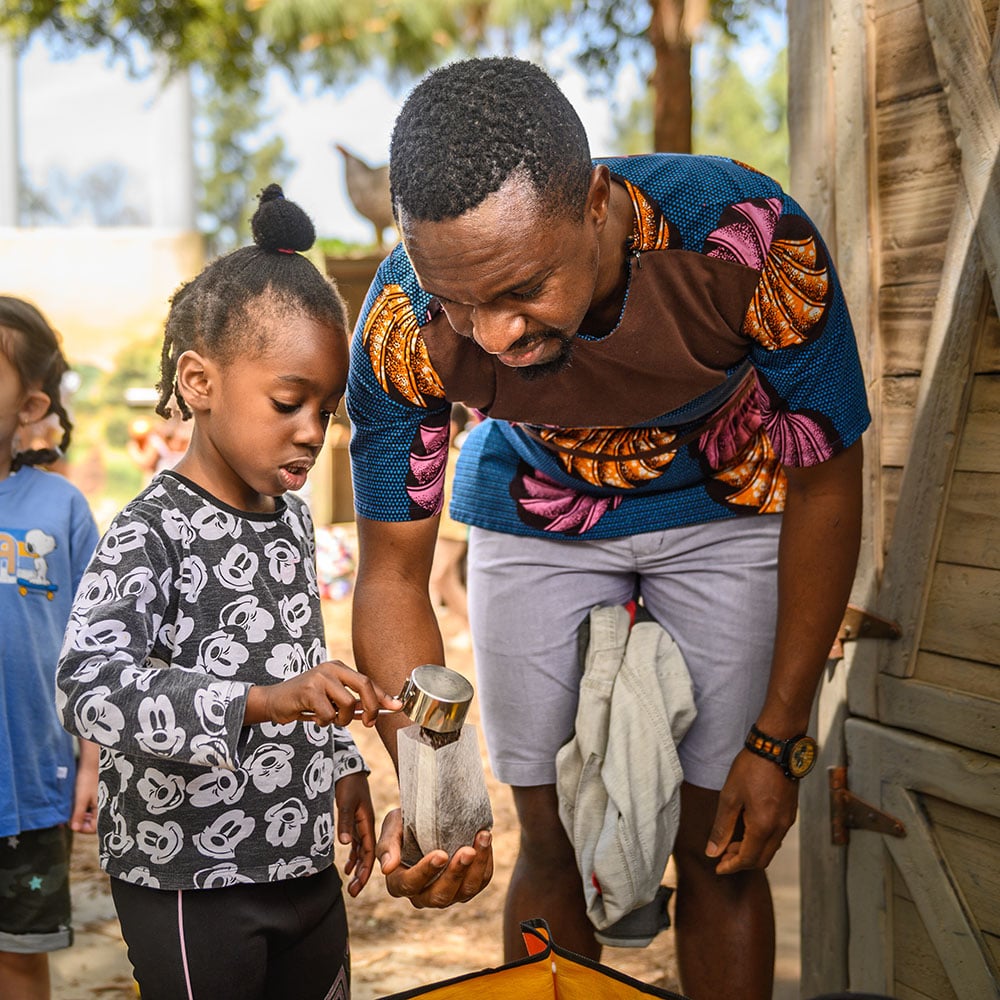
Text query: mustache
515 337 575 381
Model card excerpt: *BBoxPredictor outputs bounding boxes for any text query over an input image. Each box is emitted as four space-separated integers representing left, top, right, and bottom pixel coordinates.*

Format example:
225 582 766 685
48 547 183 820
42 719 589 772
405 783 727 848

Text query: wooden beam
871 204 985 679
924 0 1000 310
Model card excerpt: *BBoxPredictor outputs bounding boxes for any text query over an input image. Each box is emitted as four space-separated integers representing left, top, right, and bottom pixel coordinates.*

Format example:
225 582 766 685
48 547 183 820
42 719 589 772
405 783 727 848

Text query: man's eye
513 284 543 301
273 401 298 414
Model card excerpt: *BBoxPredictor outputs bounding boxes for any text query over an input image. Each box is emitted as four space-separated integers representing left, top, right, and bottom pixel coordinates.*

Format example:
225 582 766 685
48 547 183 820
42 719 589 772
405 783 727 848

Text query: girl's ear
175 350 214 413
18 389 51 428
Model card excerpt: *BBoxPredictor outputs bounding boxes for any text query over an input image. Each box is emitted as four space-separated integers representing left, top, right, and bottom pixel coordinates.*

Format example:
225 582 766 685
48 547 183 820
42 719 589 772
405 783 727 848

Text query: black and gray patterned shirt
56 471 366 890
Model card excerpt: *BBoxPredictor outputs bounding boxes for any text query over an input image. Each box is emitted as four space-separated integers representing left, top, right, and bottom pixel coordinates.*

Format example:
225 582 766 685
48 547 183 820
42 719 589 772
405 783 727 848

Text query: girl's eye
319 410 333 425
273 401 298 414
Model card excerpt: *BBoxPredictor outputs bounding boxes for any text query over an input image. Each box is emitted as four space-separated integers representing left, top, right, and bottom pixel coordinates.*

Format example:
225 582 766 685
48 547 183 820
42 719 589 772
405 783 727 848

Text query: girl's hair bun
251 183 316 253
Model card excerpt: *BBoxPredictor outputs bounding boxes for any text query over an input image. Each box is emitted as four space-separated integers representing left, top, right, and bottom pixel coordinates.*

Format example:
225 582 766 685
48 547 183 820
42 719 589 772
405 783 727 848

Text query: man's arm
352 514 494 904
707 438 864 873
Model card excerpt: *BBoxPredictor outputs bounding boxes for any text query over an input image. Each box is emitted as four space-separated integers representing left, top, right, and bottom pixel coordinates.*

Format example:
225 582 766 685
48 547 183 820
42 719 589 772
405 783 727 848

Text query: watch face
788 737 817 778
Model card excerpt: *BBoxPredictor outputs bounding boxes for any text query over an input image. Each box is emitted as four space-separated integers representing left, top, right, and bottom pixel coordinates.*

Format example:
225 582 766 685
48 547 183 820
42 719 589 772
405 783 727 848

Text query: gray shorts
467 516 781 791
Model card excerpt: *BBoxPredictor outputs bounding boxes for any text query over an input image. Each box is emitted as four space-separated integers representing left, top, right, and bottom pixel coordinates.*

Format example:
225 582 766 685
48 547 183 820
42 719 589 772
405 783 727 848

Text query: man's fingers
705 794 741 858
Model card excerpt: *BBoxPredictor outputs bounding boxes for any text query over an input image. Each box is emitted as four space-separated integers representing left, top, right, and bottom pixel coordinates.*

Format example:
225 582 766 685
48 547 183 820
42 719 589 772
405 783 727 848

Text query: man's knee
511 785 574 865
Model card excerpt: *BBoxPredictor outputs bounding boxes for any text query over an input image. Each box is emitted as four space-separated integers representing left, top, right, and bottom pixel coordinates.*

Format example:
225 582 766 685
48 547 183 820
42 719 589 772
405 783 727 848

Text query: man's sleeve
346 248 452 522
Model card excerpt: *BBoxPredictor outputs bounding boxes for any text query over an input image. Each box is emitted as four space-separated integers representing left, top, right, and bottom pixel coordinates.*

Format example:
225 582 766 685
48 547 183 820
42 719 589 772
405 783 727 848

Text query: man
347 56 868 1000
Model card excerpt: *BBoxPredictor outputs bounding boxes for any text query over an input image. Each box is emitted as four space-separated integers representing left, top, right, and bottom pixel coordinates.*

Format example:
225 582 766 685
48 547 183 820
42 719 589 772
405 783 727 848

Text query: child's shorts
0 824 74 953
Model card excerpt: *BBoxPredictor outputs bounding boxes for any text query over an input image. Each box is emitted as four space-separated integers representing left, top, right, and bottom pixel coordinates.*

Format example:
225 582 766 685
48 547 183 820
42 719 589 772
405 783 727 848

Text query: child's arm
69 739 100 834
335 770 377 897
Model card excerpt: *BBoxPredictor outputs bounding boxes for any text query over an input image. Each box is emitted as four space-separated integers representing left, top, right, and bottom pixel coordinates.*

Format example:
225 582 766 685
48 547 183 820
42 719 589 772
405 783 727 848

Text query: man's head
389 57 592 225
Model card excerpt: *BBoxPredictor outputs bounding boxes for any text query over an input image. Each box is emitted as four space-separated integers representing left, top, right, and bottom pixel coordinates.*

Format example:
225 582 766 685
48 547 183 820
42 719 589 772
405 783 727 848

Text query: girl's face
0 345 49 479
175 312 349 513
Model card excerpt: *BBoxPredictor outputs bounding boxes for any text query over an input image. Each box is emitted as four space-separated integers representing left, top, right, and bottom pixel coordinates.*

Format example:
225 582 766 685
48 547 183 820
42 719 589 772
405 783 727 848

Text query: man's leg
673 782 775 1000
503 785 600 961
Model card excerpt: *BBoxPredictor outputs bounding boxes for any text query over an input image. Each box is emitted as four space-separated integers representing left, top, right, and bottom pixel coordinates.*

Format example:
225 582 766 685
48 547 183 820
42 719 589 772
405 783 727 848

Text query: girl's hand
335 772 376 897
244 660 401 726
70 739 100 834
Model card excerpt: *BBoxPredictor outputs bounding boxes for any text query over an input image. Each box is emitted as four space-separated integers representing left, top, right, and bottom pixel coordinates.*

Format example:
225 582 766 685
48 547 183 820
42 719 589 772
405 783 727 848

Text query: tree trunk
648 0 697 152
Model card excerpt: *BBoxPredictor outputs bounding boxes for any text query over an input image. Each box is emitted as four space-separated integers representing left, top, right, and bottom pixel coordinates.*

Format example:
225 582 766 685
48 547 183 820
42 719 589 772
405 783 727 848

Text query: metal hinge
829 766 907 845
829 604 902 660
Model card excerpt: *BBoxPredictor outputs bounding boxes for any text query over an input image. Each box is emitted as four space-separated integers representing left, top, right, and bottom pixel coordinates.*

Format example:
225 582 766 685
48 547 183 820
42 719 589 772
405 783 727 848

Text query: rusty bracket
829 766 907 845
829 604 902 660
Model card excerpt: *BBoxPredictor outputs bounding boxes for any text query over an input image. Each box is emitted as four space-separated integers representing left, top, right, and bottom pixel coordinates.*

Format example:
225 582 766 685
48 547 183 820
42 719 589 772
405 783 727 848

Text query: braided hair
389 57 592 223
0 296 73 471
156 184 348 419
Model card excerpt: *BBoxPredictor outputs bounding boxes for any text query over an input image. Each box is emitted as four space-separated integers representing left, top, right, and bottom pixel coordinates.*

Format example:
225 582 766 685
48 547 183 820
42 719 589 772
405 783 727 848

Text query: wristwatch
744 723 818 780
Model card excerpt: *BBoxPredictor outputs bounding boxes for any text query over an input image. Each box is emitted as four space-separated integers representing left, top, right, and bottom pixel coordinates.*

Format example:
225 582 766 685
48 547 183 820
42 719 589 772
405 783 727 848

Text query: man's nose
472 306 527 355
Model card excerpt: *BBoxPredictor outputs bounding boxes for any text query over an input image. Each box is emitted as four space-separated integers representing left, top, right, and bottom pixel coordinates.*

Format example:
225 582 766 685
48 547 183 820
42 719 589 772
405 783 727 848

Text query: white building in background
0 41 203 367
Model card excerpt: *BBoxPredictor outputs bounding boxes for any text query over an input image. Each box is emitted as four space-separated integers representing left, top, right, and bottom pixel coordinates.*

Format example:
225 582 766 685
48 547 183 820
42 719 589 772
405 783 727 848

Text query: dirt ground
51 565 800 999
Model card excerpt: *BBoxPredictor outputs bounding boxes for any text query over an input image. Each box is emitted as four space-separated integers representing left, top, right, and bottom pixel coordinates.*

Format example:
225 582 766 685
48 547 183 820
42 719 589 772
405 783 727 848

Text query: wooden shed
788 0 1000 995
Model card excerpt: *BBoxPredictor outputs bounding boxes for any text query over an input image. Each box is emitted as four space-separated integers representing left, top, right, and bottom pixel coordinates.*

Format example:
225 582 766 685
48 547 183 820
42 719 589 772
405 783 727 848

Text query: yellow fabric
380 929 681 998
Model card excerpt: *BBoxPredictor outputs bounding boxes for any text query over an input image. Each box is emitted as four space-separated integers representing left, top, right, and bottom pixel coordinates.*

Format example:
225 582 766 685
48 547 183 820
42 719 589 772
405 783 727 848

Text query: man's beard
514 336 574 381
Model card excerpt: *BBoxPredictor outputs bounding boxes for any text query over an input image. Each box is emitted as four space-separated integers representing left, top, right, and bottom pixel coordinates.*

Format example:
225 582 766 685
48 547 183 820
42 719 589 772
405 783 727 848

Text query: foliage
693 33 788 186
196 76 294 255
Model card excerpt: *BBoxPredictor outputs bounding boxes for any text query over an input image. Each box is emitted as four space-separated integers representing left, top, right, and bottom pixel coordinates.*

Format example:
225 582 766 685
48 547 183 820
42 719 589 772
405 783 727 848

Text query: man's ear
586 164 613 232
175 350 215 413
18 389 51 428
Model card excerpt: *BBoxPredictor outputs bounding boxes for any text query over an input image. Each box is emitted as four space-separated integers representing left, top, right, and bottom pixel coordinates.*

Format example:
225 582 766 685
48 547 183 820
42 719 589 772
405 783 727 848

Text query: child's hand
244 660 401 726
70 739 100 835
335 772 376 897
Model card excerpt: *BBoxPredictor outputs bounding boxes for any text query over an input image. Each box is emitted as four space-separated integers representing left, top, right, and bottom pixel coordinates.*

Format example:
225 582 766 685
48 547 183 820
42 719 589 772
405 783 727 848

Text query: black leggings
111 866 349 1000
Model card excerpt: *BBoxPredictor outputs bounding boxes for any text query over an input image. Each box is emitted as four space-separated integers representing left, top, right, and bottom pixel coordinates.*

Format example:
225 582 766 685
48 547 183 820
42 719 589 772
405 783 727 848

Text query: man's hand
705 750 799 875
244 660 402 727
336 772 377 897
376 808 493 907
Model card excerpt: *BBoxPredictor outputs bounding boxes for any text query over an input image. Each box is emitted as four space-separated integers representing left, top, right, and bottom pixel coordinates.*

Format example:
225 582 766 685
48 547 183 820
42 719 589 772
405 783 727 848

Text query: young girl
0 296 99 1000
56 186 401 1000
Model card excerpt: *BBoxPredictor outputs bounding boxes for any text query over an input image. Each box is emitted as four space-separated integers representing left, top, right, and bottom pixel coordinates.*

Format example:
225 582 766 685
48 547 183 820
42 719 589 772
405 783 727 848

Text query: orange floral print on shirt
362 283 445 407
527 425 678 489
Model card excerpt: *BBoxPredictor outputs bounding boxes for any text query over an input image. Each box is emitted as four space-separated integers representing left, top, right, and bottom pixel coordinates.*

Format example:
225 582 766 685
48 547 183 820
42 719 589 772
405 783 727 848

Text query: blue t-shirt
347 153 871 538
0 465 98 837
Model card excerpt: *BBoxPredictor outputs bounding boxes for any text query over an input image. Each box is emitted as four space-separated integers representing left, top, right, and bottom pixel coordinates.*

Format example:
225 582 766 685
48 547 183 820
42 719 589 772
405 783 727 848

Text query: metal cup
397 663 473 734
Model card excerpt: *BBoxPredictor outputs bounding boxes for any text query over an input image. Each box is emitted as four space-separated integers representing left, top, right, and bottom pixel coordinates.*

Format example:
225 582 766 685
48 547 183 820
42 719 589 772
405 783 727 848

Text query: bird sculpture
334 143 397 252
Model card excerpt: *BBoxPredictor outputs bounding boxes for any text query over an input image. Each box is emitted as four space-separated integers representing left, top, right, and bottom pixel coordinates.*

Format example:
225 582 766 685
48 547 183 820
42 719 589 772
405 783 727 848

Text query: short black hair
389 57 592 223
157 184 348 419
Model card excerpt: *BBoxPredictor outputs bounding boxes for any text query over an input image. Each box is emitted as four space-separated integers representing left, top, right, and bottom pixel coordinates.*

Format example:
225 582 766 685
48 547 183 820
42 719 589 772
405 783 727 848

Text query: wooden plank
914 649 1000 700
882 466 902 554
892 889 961 1000
883 783 1000 996
939 471 1000 569
923 795 1000 933
879 673 1000 758
880 374 918 468
924 0 1000 313
921 563 1000 665
892 888 961 1000
956 374 1000 473
977 297 1000 372
876 91 961 287
868 202 985 680
796 2 872 993
879 282 938 375
845 721 893 992
875 0 942 106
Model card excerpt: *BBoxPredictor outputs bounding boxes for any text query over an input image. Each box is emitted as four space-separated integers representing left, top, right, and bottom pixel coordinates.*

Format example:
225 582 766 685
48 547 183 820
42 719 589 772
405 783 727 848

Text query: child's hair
0 295 73 470
156 184 349 419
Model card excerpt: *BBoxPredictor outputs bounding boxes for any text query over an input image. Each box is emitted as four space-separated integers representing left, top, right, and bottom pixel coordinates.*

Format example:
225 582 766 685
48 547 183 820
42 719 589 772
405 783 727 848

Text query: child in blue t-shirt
0 295 99 997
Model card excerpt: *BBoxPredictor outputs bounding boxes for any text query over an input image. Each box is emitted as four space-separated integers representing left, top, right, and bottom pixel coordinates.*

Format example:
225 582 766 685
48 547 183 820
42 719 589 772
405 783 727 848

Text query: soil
51 593 683 999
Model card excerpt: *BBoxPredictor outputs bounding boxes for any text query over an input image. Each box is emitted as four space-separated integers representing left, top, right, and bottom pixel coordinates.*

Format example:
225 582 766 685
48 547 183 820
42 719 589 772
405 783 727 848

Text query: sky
17 35 645 243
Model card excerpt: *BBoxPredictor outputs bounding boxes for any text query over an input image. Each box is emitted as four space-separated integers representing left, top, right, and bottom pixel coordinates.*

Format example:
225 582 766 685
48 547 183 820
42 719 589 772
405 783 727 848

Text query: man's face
401 174 606 378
